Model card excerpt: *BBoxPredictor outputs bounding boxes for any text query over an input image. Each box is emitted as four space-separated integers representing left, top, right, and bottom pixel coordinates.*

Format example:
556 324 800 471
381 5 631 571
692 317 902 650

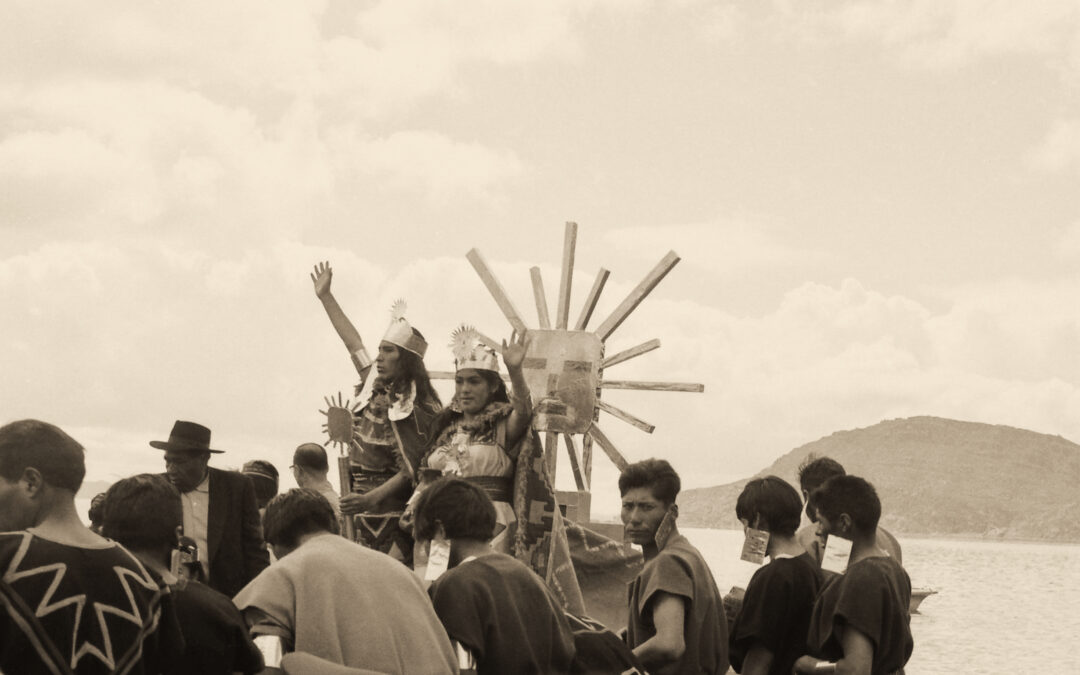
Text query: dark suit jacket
205 467 270 598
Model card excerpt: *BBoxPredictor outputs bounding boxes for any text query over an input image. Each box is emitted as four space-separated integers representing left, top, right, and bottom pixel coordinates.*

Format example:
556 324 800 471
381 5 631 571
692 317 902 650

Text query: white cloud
600 221 828 275
1026 118 1080 173
827 0 1080 71
331 130 525 205
1057 222 1080 260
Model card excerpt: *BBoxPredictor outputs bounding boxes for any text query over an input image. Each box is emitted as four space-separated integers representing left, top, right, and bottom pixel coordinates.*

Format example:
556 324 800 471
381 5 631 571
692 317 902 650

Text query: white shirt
180 473 210 580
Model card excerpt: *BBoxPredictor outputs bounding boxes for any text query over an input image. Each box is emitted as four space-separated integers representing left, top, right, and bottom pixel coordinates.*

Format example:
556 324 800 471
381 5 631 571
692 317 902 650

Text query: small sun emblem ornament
320 391 363 455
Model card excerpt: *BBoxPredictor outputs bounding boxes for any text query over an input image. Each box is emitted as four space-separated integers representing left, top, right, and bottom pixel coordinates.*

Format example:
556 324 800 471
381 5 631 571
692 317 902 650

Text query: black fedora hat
149 420 225 454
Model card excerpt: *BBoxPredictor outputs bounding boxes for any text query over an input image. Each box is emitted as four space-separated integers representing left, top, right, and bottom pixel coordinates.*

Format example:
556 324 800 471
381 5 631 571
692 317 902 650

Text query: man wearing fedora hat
152 420 270 598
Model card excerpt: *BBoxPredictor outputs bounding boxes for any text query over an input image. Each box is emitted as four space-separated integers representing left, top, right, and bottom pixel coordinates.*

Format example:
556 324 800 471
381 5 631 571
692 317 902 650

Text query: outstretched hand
311 261 333 299
501 330 530 370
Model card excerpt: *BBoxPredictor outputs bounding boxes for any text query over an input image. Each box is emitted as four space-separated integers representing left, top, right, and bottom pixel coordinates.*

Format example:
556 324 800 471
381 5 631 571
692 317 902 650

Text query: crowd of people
0 261 914 674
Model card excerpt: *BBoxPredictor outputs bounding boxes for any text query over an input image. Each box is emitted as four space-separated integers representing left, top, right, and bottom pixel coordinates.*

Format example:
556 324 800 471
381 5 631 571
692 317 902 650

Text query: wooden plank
563 434 586 491
574 268 610 330
545 432 558 476
602 338 661 368
594 250 680 341
588 423 629 472
598 399 656 433
581 433 593 489
556 222 577 329
602 379 705 392
530 267 552 329
466 248 529 334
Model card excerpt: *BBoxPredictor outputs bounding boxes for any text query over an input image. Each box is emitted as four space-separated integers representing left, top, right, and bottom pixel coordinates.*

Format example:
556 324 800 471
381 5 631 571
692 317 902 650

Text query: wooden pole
530 267 552 329
556 222 577 329
574 268 610 330
602 379 705 393
581 433 594 491
563 433 587 491
466 248 528 334
602 338 661 368
545 432 559 477
598 399 656 433
594 251 680 341
588 424 629 472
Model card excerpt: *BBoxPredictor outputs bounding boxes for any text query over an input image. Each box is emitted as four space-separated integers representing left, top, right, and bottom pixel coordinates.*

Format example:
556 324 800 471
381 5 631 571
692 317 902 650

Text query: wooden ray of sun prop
429 222 704 519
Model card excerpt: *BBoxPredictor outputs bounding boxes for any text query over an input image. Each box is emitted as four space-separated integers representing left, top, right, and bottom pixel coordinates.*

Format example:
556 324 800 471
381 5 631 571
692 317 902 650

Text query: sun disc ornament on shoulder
383 299 427 358
450 324 500 373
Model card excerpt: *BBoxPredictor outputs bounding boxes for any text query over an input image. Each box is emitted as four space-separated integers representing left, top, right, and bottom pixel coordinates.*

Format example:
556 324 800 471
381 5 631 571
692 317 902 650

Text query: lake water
683 527 1080 675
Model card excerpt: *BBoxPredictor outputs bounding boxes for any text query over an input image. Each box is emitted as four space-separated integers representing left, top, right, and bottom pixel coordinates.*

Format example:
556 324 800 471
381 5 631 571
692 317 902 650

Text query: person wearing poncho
311 261 441 558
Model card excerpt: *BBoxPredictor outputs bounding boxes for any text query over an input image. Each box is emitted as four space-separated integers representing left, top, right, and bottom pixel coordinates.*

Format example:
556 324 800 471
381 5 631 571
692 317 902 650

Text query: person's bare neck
29 495 109 547
848 531 886 564
767 533 805 560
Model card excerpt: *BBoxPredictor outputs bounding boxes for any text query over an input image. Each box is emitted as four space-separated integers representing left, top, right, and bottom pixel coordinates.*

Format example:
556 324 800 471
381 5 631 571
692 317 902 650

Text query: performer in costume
421 326 531 553
416 326 586 615
311 261 441 556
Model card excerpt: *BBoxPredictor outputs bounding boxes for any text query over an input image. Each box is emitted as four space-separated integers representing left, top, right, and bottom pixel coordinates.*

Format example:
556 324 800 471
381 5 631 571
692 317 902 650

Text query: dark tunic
626 533 729 675
168 577 263 675
0 531 184 675
428 552 576 675
806 555 913 675
729 552 823 675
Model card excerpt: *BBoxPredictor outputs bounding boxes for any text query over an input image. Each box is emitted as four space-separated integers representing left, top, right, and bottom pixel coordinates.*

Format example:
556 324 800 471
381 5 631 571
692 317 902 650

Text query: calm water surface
684 527 1080 675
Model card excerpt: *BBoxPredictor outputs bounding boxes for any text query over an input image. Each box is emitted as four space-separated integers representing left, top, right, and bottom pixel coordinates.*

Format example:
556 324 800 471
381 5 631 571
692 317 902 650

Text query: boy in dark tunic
793 475 913 675
0 419 183 675
729 476 824 675
621 458 729 675
415 477 576 675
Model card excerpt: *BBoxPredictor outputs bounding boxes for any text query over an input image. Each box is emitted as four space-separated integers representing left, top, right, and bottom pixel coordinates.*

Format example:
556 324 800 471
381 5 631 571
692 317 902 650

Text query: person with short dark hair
233 488 456 674
415 477 576 674
87 491 107 534
291 443 339 519
151 420 270 597
0 419 183 674
242 459 280 511
620 458 729 675
102 474 263 675
796 455 902 566
729 477 824 675
793 476 913 675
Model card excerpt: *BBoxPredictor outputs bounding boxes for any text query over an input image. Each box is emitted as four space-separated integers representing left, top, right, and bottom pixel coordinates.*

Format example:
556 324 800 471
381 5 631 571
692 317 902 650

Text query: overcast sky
3 1 1079 518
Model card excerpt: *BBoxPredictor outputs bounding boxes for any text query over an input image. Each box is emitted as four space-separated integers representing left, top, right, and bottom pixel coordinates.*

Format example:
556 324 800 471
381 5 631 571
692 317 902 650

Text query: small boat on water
910 587 937 613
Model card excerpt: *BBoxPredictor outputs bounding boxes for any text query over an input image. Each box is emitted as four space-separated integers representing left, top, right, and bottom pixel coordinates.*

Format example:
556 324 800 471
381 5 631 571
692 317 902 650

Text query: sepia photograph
2 2 1079 673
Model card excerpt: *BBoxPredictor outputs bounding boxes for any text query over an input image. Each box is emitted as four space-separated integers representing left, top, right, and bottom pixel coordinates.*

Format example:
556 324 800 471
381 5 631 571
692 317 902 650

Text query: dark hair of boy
101 474 182 551
796 455 845 493
0 419 85 492
617 458 681 505
413 477 496 542
735 476 803 537
809 475 882 533
262 488 339 549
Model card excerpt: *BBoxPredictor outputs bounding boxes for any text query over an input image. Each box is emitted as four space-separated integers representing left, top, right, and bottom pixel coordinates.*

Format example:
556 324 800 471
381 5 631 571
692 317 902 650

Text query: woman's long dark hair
391 328 442 408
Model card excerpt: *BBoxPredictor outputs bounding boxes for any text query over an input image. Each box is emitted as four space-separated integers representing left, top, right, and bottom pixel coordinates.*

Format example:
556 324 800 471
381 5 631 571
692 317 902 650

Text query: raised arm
310 261 371 380
501 330 532 447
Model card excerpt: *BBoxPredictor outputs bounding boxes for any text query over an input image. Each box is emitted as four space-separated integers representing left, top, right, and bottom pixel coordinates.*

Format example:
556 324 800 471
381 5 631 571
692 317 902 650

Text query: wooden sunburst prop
320 391 364 453
431 223 704 522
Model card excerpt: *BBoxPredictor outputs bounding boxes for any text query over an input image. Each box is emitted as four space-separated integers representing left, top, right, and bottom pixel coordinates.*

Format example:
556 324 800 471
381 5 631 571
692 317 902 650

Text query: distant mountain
679 416 1080 542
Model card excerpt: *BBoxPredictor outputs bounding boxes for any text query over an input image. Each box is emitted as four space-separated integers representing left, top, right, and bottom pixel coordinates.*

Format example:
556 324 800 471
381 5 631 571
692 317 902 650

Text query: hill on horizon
679 416 1080 542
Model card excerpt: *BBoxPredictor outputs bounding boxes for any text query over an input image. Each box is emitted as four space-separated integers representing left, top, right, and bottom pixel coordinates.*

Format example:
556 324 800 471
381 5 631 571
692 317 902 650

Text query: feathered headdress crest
450 324 499 373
